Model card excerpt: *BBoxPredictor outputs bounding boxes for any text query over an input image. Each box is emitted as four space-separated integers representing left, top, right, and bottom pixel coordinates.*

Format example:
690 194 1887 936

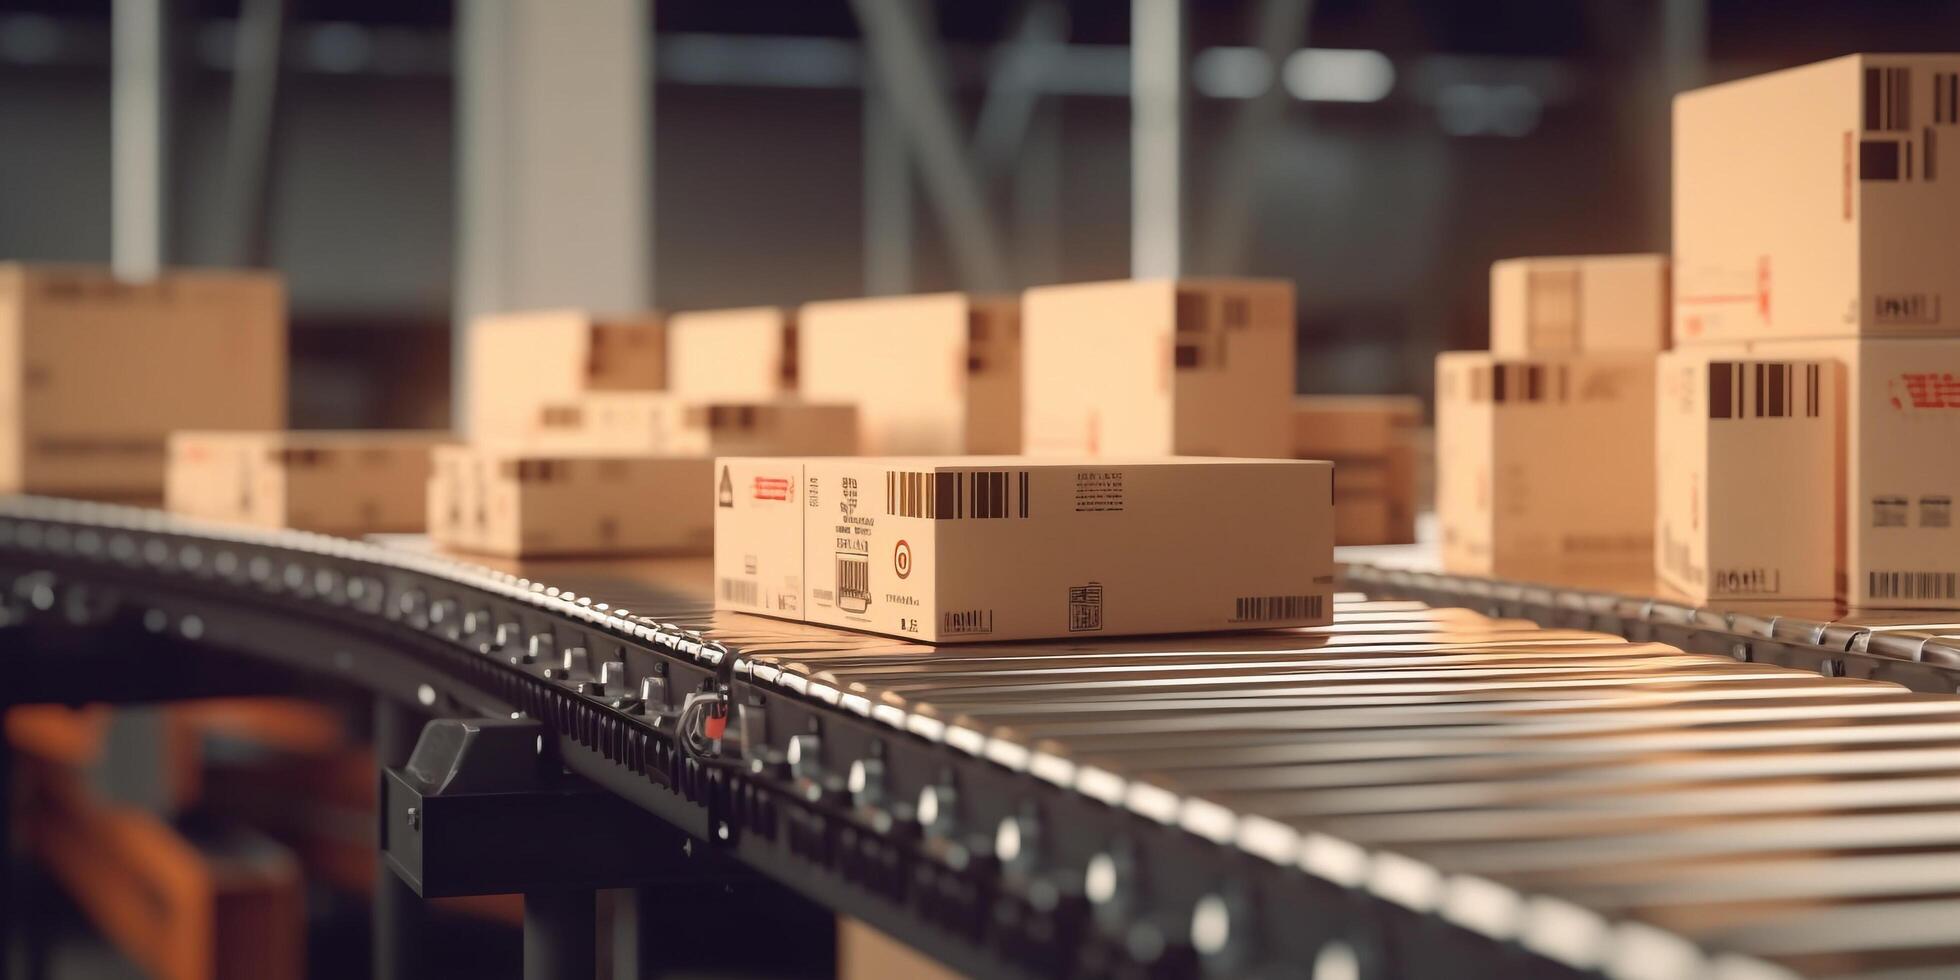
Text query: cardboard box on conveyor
530 392 856 457
1490 254 1669 355
167 431 452 536
466 308 667 440
666 306 799 399
714 455 1334 643
428 445 711 558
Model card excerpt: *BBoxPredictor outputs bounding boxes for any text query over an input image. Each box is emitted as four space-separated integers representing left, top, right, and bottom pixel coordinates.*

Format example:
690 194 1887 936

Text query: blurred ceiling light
1193 46 1273 99
661 34 860 88
1282 48 1394 103
306 22 372 74
0 13 61 65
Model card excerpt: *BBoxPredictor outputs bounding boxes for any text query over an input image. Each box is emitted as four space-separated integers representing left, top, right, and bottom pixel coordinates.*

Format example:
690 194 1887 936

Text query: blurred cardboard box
1023 279 1294 458
1490 255 1668 355
838 918 962 980
1674 54 1960 344
667 306 798 398
1293 395 1420 545
467 309 666 439
167 431 450 536
532 393 856 456
1436 352 1655 580
0 264 286 501
797 293 1019 455
715 455 1334 642
428 445 711 558
1655 350 1837 602
1708 337 1960 608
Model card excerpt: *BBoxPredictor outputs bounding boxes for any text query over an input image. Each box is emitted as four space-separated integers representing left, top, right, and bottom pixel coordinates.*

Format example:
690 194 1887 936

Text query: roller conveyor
4 496 1960 978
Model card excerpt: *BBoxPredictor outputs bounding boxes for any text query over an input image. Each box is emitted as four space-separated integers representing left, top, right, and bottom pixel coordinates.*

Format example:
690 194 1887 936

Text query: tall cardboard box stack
1022 278 1295 458
1437 256 1664 580
0 265 286 502
1291 395 1420 545
1671 54 1960 607
798 293 1021 455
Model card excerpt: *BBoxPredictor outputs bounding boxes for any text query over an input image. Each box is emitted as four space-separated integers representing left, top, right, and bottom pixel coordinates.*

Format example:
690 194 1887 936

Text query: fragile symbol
894 539 912 579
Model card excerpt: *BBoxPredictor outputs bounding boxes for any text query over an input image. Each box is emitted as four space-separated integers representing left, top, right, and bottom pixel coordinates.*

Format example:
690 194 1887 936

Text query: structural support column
455 0 653 431
524 889 596 980
112 0 168 281
1131 0 1187 279
372 700 427 980
862 76 914 296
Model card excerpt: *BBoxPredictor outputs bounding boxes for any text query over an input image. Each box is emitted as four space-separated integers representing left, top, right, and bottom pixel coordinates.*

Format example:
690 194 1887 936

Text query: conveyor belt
4 496 1960 979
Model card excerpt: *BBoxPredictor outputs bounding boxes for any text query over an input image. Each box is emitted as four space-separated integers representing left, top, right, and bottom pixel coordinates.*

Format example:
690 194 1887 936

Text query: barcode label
1708 362 1820 419
886 470 1030 519
1867 66 1911 131
1936 72 1958 125
1471 364 1570 404
837 556 869 600
718 577 759 606
1868 571 1957 602
1232 594 1325 622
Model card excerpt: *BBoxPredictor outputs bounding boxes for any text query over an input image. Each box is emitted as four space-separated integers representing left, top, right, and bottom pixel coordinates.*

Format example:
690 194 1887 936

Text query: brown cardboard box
667 306 798 398
427 445 711 558
532 393 856 456
714 456 1334 642
1292 395 1421 545
1655 349 1837 602
1490 255 1669 355
797 294 1019 455
166 431 450 536
838 918 963 980
1673 54 1960 344
1436 352 1655 580
1708 337 1960 608
466 309 666 439
1023 279 1295 458
0 264 286 501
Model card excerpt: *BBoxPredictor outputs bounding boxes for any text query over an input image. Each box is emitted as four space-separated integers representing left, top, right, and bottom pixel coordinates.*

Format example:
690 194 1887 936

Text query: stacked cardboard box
529 393 856 457
1670 53 1960 607
667 306 798 399
1437 256 1666 580
0 265 286 502
1022 278 1295 458
166 431 450 535
798 293 1021 455
466 308 667 440
1291 395 1420 545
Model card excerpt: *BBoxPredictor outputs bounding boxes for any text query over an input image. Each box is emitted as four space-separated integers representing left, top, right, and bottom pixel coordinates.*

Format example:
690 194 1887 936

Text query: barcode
1232 594 1325 622
1868 571 1957 601
1708 362 1820 420
1937 72 1958 125
837 556 869 601
1867 66 1911 131
1472 364 1569 404
886 470 1030 519
718 577 759 606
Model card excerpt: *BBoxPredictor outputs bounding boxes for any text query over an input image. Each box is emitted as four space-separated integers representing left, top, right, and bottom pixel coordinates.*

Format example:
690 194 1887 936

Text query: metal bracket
379 716 725 898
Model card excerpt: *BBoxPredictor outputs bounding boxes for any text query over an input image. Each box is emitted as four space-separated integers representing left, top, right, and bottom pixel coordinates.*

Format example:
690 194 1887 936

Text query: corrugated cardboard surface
1437 351 1655 580
1023 279 1295 458
466 309 666 439
1674 54 1960 344
1491 254 1669 355
1293 395 1421 545
1655 348 1837 603
0 264 286 500
667 306 797 399
1705 337 1960 608
167 431 450 536
532 393 857 456
715 456 1334 642
797 293 1020 455
428 446 711 558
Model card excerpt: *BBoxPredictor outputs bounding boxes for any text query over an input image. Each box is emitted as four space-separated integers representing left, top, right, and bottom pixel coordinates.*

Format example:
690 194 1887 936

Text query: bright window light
1281 48 1395 103
1193 46 1274 99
